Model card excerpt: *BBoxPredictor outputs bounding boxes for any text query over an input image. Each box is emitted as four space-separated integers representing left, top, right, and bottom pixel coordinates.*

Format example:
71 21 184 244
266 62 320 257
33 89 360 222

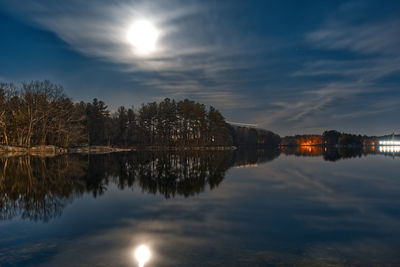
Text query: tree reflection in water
1 146 395 223
281 145 395 161
0 156 87 222
0 150 280 222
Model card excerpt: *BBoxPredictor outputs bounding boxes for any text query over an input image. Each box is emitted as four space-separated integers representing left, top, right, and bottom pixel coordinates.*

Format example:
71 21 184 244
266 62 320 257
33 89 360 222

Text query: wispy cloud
257 2 400 134
2 0 399 134
293 58 400 81
306 19 400 55
256 82 366 132
2 0 271 109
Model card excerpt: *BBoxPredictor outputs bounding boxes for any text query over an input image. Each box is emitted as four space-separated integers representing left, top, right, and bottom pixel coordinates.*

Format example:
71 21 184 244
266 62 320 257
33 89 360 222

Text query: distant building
379 132 400 146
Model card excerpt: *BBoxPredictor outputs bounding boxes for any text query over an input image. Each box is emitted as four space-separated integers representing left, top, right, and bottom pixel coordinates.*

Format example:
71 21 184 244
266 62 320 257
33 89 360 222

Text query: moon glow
127 20 159 54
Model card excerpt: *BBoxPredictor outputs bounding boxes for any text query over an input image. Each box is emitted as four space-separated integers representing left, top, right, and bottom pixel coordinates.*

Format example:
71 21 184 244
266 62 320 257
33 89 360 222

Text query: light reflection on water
0 148 399 266
134 245 151 267
379 145 400 153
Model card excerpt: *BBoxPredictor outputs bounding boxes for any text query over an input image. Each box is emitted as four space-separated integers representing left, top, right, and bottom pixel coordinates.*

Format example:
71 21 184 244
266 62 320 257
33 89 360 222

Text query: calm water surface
0 148 399 266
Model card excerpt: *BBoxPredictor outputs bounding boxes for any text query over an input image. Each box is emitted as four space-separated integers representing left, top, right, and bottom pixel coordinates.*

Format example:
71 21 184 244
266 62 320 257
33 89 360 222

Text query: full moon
127 20 159 54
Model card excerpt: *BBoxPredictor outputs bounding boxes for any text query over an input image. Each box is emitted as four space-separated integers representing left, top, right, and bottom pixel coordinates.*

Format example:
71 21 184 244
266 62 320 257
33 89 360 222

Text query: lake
0 148 399 266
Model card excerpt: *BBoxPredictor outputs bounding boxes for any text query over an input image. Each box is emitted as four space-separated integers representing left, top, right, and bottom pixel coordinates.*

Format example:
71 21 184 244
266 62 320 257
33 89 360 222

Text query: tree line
228 125 281 147
322 130 376 147
281 130 377 147
280 135 322 146
0 81 86 148
0 80 232 148
281 145 377 161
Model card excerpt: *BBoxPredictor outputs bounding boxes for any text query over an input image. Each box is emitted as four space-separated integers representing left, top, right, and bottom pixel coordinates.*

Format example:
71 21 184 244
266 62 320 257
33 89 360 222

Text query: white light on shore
134 245 151 267
379 140 400 146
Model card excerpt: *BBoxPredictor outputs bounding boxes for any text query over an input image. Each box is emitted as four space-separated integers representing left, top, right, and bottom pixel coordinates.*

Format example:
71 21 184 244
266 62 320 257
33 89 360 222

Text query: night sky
0 0 399 135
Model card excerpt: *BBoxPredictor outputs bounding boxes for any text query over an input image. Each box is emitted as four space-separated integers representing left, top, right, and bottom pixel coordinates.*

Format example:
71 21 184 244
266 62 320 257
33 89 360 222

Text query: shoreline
0 145 237 157
280 144 376 148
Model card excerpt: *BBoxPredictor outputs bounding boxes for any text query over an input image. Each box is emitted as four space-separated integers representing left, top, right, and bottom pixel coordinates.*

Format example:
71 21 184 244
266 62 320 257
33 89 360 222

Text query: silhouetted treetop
1 80 281 149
